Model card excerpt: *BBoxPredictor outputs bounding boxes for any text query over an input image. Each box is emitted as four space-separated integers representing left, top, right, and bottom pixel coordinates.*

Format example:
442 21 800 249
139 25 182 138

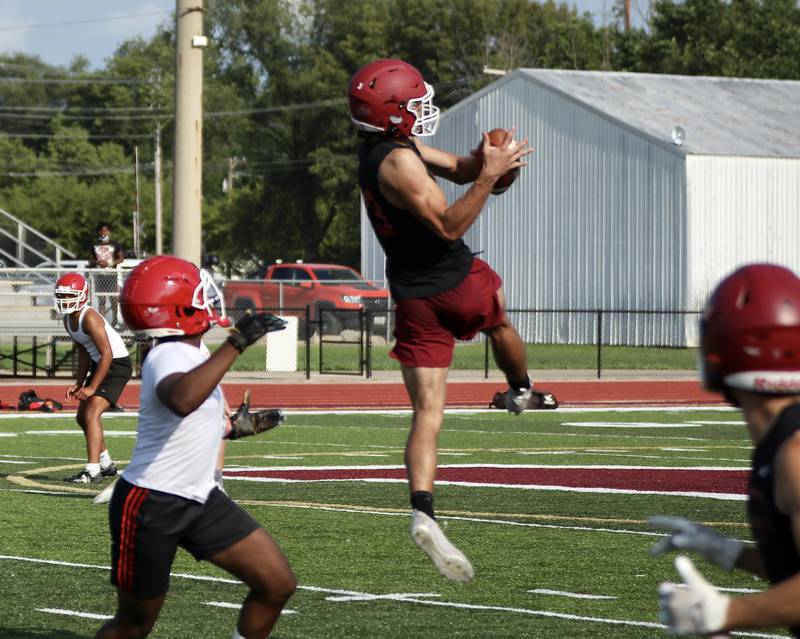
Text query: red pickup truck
223 262 391 336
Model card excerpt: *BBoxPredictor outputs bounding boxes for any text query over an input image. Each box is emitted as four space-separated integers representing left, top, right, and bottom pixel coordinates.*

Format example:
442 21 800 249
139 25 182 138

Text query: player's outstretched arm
415 140 482 185
379 134 525 242
158 312 286 417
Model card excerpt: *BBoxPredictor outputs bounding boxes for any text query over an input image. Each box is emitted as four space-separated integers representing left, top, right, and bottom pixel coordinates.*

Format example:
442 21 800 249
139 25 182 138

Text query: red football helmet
53 272 89 314
348 59 440 137
120 255 227 337
700 263 800 395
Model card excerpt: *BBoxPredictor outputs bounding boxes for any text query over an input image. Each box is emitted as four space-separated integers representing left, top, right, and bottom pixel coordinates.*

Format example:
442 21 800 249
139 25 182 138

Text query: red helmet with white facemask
700 263 800 395
348 59 440 137
54 272 89 314
120 255 227 337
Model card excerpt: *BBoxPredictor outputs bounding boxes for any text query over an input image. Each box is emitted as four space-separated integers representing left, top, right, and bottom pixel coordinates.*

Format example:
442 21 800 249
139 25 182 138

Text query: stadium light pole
172 0 205 264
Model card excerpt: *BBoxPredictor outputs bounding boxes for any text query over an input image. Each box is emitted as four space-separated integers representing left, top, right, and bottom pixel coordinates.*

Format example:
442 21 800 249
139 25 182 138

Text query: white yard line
528 589 617 600
5 555 779 638
0 406 736 421
36 607 112 620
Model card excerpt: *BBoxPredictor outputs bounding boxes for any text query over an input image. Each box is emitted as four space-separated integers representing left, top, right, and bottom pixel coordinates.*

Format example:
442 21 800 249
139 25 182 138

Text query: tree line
0 0 798 274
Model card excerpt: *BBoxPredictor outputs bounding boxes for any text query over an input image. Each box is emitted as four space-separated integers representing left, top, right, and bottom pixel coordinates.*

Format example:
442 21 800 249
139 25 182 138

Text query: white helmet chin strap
408 82 440 136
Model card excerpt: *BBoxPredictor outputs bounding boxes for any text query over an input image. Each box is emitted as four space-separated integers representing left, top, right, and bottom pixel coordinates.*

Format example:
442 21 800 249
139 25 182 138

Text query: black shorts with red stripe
108 478 259 598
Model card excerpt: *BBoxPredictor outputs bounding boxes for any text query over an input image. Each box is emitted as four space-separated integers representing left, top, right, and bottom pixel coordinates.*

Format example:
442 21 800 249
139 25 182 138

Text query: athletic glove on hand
649 516 744 571
226 312 287 353
658 556 730 635
226 390 285 440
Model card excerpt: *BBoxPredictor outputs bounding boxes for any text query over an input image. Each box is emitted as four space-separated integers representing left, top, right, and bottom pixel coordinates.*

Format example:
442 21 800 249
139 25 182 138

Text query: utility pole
154 124 163 255
172 0 206 264
625 0 631 31
133 146 141 258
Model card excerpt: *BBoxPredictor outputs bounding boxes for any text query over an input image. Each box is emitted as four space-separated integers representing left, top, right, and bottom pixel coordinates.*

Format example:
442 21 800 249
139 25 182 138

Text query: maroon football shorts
391 257 504 368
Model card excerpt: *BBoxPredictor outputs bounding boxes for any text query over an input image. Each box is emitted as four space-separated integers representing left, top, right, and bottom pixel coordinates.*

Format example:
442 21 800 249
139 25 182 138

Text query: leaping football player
348 58 555 582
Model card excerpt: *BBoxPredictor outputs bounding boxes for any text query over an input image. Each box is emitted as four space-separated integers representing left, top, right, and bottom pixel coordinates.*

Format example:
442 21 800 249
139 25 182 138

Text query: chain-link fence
0 267 702 381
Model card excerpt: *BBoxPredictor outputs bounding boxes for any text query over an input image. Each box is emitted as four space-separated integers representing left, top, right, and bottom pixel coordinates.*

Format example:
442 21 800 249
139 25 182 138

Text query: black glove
226 390 286 439
226 312 287 353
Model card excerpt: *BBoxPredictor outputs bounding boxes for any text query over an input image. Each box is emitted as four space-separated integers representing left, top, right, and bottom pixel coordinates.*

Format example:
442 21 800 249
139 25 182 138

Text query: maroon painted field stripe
228 466 749 495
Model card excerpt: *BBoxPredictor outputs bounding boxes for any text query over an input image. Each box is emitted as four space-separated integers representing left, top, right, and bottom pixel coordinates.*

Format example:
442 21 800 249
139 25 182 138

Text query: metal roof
506 69 800 158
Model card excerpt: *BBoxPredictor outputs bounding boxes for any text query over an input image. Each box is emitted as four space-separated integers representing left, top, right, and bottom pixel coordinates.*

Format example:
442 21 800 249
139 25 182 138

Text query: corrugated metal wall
361 76 693 345
687 155 800 310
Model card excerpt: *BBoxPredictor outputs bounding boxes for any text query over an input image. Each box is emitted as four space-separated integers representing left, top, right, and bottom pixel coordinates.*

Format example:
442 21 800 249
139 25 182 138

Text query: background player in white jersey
95 256 295 639
54 272 131 483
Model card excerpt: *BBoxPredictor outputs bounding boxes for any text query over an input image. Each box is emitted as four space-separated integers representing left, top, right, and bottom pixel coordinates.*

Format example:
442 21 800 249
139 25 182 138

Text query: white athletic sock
99 449 112 467
86 462 101 477
231 629 246 639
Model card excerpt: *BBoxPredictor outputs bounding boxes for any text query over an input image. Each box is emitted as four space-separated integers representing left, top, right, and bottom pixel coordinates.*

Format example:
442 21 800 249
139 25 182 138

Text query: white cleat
411 510 474 582
504 386 533 415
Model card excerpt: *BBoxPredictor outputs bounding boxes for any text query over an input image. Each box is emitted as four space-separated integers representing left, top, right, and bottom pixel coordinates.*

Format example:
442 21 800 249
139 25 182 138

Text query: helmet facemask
53 286 88 314
405 83 439 136
191 269 228 327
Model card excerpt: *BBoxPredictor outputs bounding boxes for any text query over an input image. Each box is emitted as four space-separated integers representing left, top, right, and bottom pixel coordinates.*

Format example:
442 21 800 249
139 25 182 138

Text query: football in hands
482 128 519 195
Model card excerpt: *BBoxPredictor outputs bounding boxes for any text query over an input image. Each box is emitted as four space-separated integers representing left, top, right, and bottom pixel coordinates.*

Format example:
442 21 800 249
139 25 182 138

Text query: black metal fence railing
0 306 703 380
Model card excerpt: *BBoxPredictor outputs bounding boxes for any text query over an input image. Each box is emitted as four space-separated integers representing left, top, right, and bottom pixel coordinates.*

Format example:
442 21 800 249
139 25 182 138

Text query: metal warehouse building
360 69 800 346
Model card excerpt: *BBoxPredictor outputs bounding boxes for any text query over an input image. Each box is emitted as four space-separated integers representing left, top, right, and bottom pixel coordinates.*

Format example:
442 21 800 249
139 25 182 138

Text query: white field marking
568 452 751 464
36 608 112 620
230 475 748 501
0 406 736 421
325 592 441 603
689 420 746 425
225 463 749 472
0 555 687 636
528 589 617 600
0 432 17 437
718 587 761 594
10 555 780 637
516 451 577 456
0 459 32 464
2 488 83 496
562 422 703 429
0 454 85 460
0 412 137 419
661 447 707 452
260 455 304 460
26 430 136 436
438 452 469 456
204 601 297 614
339 453 388 458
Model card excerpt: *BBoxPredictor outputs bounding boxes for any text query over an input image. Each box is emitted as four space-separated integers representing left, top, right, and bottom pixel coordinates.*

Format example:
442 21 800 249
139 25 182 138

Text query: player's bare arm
157 311 286 417
724 436 800 630
157 342 240 417
414 140 480 185
379 132 528 241
76 309 114 400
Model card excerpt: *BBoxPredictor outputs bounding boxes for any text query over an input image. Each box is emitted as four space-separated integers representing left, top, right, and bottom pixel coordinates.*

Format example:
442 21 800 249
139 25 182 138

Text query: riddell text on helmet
754 377 800 392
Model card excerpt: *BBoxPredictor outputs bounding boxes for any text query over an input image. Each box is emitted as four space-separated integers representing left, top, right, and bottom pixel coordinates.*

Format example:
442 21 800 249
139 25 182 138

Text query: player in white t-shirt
54 272 132 483
95 256 295 639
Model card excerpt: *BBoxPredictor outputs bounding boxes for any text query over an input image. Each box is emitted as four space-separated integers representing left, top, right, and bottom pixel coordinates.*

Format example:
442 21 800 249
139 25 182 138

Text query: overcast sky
0 0 640 71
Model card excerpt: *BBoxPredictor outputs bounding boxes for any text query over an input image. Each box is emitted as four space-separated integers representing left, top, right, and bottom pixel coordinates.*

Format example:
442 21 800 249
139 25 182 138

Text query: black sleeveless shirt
357 137 473 301
747 402 800 637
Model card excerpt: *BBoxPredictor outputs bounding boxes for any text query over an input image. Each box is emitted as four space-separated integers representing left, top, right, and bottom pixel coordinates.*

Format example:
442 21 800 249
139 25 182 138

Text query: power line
0 105 170 113
0 132 154 140
0 111 169 121
0 76 154 85
0 10 172 33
